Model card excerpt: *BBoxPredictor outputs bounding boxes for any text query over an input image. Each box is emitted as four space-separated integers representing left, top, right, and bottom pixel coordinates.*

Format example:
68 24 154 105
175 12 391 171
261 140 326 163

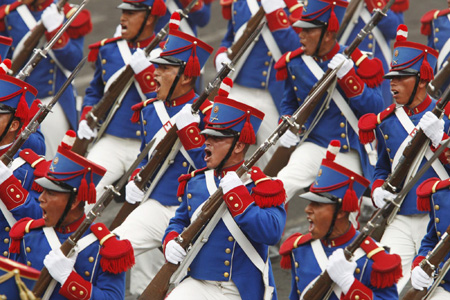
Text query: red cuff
337 68 365 98
177 124 205 150
80 106 92 121
342 279 373 300
0 175 28 210
412 255 426 269
180 0 204 13
223 185 254 217
266 8 290 32
163 231 179 253
45 26 69 49
214 46 228 70
59 271 92 300
130 168 141 182
430 133 449 164
134 65 157 94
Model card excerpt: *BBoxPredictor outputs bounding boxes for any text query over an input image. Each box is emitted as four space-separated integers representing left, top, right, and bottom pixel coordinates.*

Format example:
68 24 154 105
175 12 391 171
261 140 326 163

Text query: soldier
162 80 287 300
7 132 134 299
112 15 213 296
0 256 40 299
338 0 408 107
274 0 385 202
214 0 302 167
279 140 401 300
79 0 166 196
0 0 92 159
358 24 450 292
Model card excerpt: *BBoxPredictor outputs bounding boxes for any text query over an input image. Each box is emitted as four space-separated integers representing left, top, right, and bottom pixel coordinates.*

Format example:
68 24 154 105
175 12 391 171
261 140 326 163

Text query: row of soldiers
0 0 450 299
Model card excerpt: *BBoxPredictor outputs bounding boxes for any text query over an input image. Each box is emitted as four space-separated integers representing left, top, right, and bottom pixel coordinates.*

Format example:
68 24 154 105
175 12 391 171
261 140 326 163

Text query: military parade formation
2 0 450 299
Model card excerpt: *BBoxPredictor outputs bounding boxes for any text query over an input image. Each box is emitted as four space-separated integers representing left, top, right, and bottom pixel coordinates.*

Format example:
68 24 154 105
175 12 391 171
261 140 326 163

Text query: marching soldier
274 0 385 202
162 80 287 300
112 14 213 296
0 0 92 158
8 132 134 299
280 140 401 300
358 24 450 292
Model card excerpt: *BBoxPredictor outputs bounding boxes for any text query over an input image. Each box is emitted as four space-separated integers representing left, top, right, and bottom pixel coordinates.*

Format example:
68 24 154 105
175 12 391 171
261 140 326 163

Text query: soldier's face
154 64 182 100
38 188 71 227
390 75 417 105
120 10 147 41
204 135 234 169
299 27 322 56
304 201 335 239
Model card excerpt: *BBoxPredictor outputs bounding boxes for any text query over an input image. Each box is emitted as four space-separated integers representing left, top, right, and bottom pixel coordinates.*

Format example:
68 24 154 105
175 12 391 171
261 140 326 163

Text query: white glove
77 119 97 140
418 111 445 148
219 171 243 194
0 161 12 184
165 239 186 264
326 249 356 295
175 104 200 130
279 129 300 148
130 48 151 75
44 248 77 285
125 180 144 204
372 187 395 208
261 0 286 14
328 53 354 79
215 52 231 73
411 266 433 291
42 4 64 33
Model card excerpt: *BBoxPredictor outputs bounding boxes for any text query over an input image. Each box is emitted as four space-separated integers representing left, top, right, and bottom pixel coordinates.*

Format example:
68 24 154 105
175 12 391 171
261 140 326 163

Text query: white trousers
39 97 70 159
428 286 450 300
380 213 429 294
166 277 241 300
277 142 362 202
229 84 279 169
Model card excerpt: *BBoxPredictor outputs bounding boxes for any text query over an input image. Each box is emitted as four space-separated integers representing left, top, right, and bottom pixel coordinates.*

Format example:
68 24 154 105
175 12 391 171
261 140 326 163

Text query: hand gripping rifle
302 137 450 300
427 56 450 99
263 0 396 177
15 0 90 81
70 0 200 157
10 0 70 75
1 56 87 166
108 21 266 231
402 225 450 300
31 135 156 297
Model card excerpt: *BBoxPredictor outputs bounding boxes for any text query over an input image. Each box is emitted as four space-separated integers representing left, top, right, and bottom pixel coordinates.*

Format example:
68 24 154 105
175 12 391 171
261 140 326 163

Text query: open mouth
307 217 315 232
204 148 212 162
41 207 47 221
391 90 399 97
154 79 161 93
121 24 127 34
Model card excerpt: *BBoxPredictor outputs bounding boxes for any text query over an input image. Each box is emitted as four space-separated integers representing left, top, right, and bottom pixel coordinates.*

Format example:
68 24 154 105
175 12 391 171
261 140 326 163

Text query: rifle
31 136 156 297
15 0 90 81
263 0 396 177
70 0 200 157
302 137 450 300
402 225 450 300
427 56 450 99
1 56 87 166
10 0 69 75
337 0 363 39
109 20 266 231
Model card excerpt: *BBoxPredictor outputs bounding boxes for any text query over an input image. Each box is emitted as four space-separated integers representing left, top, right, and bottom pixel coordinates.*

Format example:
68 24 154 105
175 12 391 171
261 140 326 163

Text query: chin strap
406 75 421 106
215 135 239 177
165 64 186 103
313 27 327 59
55 191 76 229
130 8 152 44
0 114 16 145
323 202 341 243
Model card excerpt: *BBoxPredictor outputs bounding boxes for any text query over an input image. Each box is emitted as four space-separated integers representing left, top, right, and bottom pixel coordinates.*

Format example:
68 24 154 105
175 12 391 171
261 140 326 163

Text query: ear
180 74 195 87
419 79 428 89
9 119 21 132
70 196 83 211
233 141 246 155
146 14 157 27
336 208 349 221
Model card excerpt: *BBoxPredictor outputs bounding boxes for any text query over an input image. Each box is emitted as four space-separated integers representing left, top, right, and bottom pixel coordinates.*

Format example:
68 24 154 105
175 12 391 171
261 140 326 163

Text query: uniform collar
321 224 356 247
215 160 244 178
165 89 195 107
128 34 156 49
313 43 340 63
29 0 54 11
402 95 432 116
55 214 86 234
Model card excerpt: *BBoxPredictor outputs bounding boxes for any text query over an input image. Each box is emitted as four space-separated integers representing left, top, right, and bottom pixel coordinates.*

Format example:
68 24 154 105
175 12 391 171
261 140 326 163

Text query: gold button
9 188 14 192
85 271 90 276
233 10 236 15
102 70 106 75
136 130 141 136
26 247 31 253
262 71 267 76
387 148 391 153
355 296 360 300
50 59 55 64
3 251 7 257
267 51 272 56
144 131 147 136
353 86 358 90
368 43 373 49
435 28 440 33
384 134 389 140
355 268 361 274
89 257 94 263
3 238 8 244
187 193 192 199
189 129 194 134
294 86 298 91
340 122 345 128
368 34 373 40
102 59 106 64
27 261 31 266
224 272 229 278
143 120 147 125
49 69 54 74
436 218 440 223
178 197 182 203
343 145 348 150
390 159 393 163
349 79 353 84
228 236 234 242
435 37 439 43
194 137 199 141
291 75 296 80
7 26 11 30
437 231 441 237
341 133 346 138
224 260 230 266
297 290 301 295
295 276 299 282
48 80 53 84
261 82 266 87
225 248 231 254
48 91 53 96
229 196 234 201
435 205 440 210
188 206 191 211
182 162 187 167
72 286 76 291
80 291 84 296
234 203 239 208
295 262 299 268
265 61 269 66
5 227 10 232
442 280 446 284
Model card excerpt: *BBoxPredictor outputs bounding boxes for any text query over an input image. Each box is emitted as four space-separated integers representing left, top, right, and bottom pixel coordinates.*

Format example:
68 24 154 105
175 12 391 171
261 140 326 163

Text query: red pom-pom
396 24 408 42
239 115 256 145
218 77 233 97
420 58 434 82
342 179 359 212
61 130 76 149
151 0 167 17
358 113 378 144
327 6 340 33
326 140 340 161
0 58 11 74
169 12 181 31
185 54 201 77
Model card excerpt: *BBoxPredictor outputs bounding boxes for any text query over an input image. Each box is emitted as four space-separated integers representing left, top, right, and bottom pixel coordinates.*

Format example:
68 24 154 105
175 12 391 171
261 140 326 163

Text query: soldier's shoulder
88 37 123 62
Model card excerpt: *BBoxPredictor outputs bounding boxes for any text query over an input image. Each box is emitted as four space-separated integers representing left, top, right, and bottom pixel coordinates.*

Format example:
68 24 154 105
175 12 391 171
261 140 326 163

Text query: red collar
214 161 244 178
321 224 356 247
403 95 432 116
165 89 196 107
128 34 156 49
55 214 86 234
28 0 53 11
314 43 340 63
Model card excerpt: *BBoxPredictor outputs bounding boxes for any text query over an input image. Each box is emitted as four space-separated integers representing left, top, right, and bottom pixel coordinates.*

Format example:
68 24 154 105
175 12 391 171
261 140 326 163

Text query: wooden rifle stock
71 0 200 157
337 0 363 39
263 0 396 177
402 225 450 300
109 22 266 230
302 138 450 300
427 56 450 99
10 0 69 75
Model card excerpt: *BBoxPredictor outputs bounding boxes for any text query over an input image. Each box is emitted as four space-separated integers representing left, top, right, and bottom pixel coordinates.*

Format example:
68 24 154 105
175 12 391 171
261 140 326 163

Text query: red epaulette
350 48 384 88
364 0 387 14
19 148 51 192
274 47 304 81
279 232 312 269
391 0 409 13
416 177 450 212
0 2 23 20
88 37 123 62
420 8 450 35
359 236 402 288
176 167 208 197
130 98 158 123
220 0 233 20
249 166 286 208
358 103 396 144
9 218 45 254
63 4 92 39
90 223 135 274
